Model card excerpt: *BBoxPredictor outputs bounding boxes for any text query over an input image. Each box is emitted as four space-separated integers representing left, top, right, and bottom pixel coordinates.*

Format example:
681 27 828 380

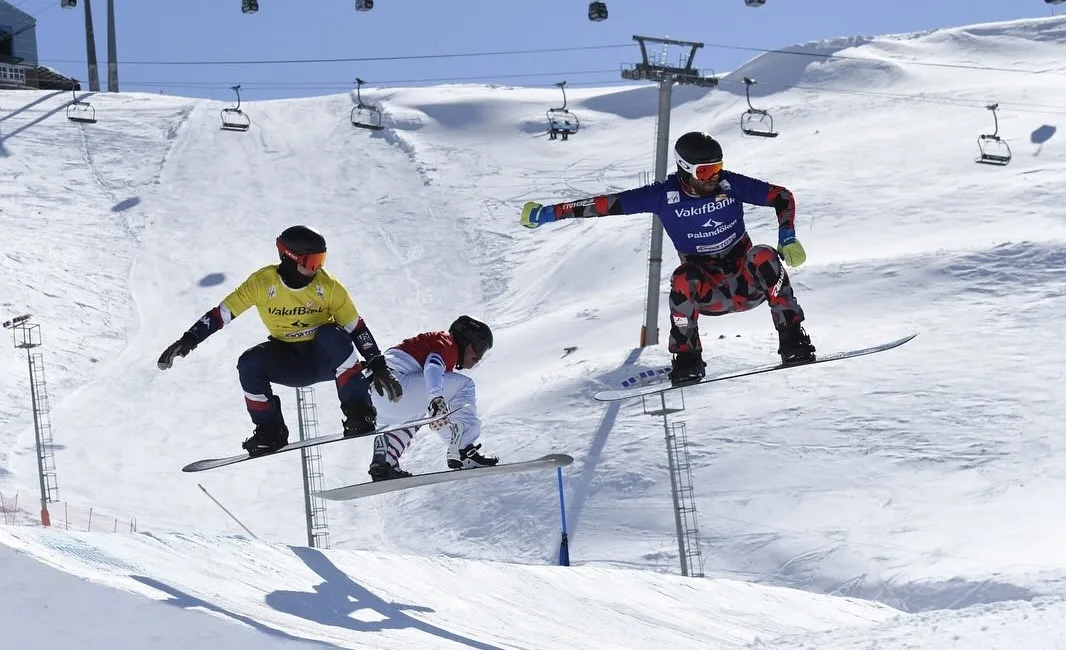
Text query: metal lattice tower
621 36 719 347
5 316 60 526
641 388 705 577
665 421 705 577
296 387 330 549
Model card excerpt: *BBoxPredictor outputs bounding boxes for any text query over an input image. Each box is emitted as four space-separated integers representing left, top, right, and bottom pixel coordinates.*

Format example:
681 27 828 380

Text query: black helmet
276 225 327 271
674 131 723 183
449 315 492 367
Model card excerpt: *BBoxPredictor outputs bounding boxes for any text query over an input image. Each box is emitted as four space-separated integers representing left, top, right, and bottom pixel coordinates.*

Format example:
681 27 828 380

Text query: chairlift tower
4 315 60 527
80 0 100 91
296 387 330 549
621 36 719 347
106 0 118 92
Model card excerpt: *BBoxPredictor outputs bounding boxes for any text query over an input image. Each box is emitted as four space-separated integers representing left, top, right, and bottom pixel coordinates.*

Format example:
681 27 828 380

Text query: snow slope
3 13 1066 649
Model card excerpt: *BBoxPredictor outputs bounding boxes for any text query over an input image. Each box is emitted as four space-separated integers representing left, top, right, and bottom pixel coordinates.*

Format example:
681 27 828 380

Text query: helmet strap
454 339 465 370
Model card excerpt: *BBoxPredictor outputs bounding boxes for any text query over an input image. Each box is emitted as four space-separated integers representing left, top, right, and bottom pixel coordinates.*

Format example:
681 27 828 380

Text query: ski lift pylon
66 82 97 124
740 77 777 138
220 84 251 132
351 77 384 131
976 103 1011 166
547 81 579 141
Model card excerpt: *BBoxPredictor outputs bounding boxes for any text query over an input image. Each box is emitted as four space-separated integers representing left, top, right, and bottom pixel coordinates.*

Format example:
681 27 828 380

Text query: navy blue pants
236 324 372 426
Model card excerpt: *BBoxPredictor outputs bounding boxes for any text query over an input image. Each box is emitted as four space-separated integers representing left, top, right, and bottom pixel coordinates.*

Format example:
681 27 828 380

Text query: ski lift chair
66 83 97 124
588 2 607 21
220 84 251 132
740 77 777 138
351 78 384 131
975 103 1011 166
547 81 580 141
220 84 251 131
547 110 579 141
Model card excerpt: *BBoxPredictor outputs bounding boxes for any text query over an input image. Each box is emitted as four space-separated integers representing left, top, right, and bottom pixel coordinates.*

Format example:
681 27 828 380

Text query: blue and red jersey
551 170 796 257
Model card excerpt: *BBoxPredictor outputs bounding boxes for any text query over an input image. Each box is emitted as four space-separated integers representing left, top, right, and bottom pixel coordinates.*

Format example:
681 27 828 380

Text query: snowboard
593 333 918 402
313 453 574 501
181 404 469 473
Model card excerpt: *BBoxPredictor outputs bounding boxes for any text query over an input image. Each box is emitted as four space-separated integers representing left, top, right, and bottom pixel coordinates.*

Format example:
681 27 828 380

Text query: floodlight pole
621 36 718 347
4 314 59 526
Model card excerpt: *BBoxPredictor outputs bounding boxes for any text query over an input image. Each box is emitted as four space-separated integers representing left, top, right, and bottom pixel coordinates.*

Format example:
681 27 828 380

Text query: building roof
0 1 37 25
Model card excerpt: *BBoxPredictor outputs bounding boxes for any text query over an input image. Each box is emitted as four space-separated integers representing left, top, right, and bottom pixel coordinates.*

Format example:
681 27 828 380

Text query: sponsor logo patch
673 197 736 219
268 306 325 316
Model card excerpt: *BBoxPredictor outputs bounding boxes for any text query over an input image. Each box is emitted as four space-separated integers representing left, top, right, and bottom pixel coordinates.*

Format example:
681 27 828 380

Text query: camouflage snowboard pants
668 239 805 354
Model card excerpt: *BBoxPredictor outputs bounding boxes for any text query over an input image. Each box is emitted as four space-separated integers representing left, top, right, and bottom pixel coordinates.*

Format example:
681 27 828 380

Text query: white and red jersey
371 330 482 462
386 331 459 399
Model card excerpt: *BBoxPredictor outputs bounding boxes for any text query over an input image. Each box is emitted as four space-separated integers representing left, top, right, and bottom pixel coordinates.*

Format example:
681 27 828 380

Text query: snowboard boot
367 453 413 482
777 321 816 365
341 398 378 437
242 420 289 457
668 350 706 387
447 443 500 470
445 421 499 469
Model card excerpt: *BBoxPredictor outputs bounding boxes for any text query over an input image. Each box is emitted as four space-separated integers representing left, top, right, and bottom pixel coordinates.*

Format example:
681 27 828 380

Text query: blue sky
12 0 1065 100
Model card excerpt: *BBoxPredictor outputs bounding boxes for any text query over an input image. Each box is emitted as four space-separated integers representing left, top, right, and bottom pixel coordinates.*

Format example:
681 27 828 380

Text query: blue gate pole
556 466 570 566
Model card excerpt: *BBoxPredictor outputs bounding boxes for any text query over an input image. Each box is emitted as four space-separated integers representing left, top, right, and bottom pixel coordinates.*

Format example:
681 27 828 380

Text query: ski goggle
277 242 327 272
470 340 491 360
464 338 492 365
676 157 723 182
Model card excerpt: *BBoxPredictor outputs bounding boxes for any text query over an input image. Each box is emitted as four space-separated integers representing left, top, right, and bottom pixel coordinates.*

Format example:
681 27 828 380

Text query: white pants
371 353 481 466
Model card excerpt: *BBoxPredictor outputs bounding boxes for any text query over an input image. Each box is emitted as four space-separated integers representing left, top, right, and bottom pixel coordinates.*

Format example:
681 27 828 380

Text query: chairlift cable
41 44 634 67
114 69 618 89
38 38 1066 78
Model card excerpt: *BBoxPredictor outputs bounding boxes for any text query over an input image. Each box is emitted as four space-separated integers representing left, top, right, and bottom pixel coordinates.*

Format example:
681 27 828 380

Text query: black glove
157 332 199 370
367 355 403 402
427 395 450 430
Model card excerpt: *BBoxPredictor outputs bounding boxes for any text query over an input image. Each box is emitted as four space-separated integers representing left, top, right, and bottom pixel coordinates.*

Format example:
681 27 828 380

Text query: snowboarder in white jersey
367 315 499 481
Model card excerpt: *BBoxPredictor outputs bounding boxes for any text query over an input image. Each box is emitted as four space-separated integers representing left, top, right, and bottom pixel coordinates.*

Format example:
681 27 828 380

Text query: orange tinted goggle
278 243 327 271
690 161 723 181
295 251 326 271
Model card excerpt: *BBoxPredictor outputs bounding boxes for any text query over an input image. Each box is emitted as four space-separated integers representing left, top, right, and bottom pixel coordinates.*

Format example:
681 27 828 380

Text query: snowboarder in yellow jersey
157 225 403 456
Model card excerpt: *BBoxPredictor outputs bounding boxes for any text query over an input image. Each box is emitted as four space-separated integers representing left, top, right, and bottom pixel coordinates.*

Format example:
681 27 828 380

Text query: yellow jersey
220 265 360 342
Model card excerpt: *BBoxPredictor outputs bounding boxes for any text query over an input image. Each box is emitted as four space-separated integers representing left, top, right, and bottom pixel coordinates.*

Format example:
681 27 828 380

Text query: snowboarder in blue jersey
520 131 815 386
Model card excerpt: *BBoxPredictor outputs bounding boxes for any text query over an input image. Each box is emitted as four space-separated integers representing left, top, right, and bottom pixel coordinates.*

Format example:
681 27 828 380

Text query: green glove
778 229 806 268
